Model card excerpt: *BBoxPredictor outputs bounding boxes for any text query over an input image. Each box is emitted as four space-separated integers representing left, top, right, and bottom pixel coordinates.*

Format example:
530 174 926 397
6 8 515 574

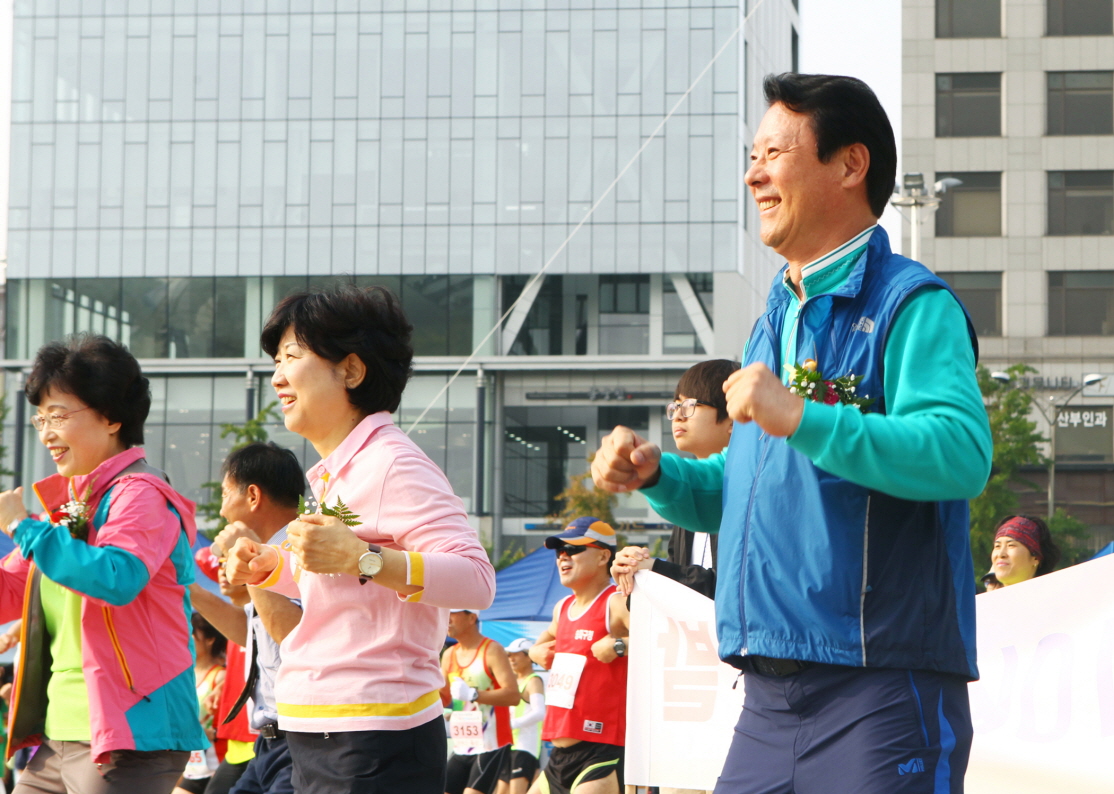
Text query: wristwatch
613 637 627 657
357 543 384 584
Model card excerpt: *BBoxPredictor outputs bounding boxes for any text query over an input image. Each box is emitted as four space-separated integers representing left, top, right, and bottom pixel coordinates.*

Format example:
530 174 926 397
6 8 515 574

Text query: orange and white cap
544 516 617 549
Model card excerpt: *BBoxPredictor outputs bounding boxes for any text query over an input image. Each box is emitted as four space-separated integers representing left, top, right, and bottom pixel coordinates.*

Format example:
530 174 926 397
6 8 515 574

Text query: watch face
359 551 383 577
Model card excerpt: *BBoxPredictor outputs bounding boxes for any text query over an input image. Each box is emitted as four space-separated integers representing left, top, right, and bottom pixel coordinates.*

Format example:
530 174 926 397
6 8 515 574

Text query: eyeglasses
553 542 607 557
32 406 94 432
666 398 714 421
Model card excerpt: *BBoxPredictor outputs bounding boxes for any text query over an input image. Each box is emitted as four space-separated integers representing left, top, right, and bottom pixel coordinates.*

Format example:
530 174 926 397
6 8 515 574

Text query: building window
935 172 1001 237
504 276 564 356
936 74 1001 137
1048 271 1114 335
938 272 1002 336
1048 72 1114 135
1048 171 1114 236
1048 0 1114 36
936 0 1000 37
598 276 650 355
662 274 713 355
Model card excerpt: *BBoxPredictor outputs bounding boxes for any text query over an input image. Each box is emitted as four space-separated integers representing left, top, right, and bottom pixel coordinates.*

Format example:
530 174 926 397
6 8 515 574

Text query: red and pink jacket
0 447 207 765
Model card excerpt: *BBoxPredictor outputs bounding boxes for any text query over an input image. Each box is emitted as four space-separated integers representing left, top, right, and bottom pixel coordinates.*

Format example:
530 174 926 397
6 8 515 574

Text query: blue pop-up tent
1092 541 1114 559
479 546 572 647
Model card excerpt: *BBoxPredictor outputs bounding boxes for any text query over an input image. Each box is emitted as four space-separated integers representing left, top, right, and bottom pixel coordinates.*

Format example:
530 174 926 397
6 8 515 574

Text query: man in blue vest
592 73 992 794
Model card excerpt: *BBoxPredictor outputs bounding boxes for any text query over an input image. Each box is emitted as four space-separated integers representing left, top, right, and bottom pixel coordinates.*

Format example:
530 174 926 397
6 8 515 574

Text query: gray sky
799 0 906 252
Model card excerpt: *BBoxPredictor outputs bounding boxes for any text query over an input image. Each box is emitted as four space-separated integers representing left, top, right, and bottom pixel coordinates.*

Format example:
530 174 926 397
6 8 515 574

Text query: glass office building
3 0 796 550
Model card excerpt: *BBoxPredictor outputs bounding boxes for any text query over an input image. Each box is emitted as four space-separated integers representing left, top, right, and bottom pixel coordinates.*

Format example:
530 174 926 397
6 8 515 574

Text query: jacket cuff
12 517 49 551
639 456 687 511
786 399 840 460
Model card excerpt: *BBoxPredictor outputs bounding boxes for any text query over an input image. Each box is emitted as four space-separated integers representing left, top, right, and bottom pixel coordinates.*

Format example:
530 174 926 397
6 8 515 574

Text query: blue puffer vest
716 227 980 680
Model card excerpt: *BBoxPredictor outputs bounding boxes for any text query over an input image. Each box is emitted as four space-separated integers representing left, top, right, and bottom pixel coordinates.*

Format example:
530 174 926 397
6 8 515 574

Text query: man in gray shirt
191 443 305 794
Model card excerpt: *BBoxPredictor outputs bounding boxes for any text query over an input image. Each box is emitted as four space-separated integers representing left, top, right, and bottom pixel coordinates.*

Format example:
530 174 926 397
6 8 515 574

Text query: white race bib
546 652 587 710
449 709 485 755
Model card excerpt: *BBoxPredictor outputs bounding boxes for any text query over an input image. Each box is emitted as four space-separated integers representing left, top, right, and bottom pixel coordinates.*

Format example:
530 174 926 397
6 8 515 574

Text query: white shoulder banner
627 557 1114 792
966 553 1114 793
625 571 745 790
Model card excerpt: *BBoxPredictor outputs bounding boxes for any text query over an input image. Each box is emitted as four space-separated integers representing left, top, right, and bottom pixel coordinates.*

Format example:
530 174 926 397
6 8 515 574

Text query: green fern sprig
298 494 360 527
322 498 361 527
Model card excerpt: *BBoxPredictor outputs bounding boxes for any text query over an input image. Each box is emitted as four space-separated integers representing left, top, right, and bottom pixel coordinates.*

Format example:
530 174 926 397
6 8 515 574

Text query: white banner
966 553 1114 793
626 571 744 790
627 557 1114 792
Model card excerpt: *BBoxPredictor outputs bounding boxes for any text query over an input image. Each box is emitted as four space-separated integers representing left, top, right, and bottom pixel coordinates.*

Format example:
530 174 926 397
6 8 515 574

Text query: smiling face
271 326 367 456
671 394 732 459
991 535 1041 586
555 545 612 590
35 386 125 478
745 103 870 267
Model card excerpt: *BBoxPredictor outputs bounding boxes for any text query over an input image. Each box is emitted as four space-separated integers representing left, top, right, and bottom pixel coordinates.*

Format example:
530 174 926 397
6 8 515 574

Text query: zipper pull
732 670 743 690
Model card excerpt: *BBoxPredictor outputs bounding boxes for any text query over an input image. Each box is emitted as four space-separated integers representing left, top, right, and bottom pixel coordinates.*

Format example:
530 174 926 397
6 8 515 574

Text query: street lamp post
990 372 1106 519
890 173 962 262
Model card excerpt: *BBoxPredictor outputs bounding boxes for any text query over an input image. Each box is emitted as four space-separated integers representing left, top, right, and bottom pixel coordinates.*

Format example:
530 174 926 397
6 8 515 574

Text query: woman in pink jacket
226 285 496 794
0 334 206 794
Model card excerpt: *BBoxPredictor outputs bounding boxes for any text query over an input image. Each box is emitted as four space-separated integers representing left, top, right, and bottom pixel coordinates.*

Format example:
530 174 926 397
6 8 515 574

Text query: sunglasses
553 542 607 557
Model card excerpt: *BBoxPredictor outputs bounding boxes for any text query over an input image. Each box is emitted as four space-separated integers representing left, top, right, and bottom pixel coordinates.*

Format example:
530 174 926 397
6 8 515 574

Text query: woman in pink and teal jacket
0 334 207 794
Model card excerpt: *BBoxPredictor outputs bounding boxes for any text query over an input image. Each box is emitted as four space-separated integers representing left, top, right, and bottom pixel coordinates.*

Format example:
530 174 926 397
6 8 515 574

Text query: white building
903 0 1114 543
1 0 798 554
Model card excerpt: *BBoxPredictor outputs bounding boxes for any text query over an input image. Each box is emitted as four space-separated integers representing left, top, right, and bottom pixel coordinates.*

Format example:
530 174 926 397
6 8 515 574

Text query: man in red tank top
528 518 630 794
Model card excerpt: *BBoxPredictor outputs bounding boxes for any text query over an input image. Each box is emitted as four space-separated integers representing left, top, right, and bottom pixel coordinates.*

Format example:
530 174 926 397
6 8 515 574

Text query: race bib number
546 652 587 710
449 709 485 755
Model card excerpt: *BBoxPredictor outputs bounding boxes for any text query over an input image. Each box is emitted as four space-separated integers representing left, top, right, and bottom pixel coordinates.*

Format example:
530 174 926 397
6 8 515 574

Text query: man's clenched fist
591 426 662 493
723 363 805 437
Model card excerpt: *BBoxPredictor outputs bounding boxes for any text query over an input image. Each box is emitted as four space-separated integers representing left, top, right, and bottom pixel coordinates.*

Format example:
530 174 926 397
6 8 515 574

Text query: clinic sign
1054 406 1113 463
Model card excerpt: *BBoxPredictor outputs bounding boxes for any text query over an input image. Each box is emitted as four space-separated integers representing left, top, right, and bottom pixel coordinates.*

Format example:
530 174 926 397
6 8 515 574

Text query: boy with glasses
527 518 629 794
613 359 739 600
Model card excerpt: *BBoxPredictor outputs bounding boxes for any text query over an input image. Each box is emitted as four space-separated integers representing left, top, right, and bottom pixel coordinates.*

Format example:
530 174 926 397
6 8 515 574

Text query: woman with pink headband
989 515 1062 586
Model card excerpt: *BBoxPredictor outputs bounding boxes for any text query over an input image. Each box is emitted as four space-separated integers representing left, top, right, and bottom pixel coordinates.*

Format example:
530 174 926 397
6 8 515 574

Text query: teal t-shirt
41 576 92 741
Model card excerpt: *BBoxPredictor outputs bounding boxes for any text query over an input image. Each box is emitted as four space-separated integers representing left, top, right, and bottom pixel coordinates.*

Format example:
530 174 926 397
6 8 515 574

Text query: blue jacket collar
766 224 894 312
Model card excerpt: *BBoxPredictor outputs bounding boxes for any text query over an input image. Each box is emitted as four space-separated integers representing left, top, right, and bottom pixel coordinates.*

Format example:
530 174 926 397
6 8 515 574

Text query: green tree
551 456 617 527
197 402 280 537
971 364 1089 572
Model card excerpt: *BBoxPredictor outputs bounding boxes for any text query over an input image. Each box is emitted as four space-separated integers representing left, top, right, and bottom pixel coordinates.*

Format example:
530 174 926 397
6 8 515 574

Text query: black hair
191 611 227 660
675 359 742 422
221 442 306 511
995 514 1062 576
25 334 150 447
260 284 414 415
763 73 897 217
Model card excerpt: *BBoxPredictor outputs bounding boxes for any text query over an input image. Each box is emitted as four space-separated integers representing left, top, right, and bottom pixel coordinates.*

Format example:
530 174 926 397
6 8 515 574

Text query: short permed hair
763 73 898 217
675 359 741 423
221 442 305 511
25 334 150 447
260 284 414 415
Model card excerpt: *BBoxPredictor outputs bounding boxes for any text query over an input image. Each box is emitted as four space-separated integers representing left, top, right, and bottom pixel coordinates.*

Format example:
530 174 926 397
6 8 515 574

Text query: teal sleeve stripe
787 287 992 501
14 519 151 607
641 452 727 535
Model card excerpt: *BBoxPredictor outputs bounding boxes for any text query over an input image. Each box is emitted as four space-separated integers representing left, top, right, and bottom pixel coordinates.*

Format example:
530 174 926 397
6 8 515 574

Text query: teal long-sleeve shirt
643 286 993 535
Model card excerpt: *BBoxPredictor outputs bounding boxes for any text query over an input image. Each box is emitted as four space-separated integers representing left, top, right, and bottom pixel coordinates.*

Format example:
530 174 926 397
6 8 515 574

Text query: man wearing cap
502 638 546 794
441 608 520 794
527 517 630 794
